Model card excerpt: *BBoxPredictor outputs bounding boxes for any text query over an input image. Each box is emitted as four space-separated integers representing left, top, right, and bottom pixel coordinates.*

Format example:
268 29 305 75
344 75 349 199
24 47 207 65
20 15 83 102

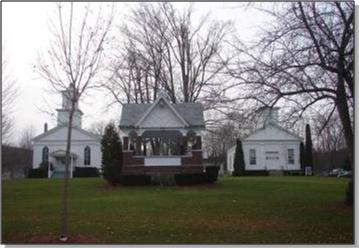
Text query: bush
73 167 99 177
121 175 151 186
284 170 305 176
175 173 205 185
28 168 47 178
233 170 269 176
151 175 176 186
38 161 54 172
174 167 219 185
205 166 219 183
103 160 122 185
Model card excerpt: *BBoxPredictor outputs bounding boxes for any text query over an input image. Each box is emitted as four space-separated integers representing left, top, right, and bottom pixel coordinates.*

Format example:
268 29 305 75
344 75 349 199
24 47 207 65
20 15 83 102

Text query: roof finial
158 89 170 101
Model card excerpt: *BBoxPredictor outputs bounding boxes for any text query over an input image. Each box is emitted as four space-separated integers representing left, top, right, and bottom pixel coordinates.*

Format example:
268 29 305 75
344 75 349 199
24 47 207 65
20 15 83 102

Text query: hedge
175 166 220 185
233 170 269 176
73 167 99 178
150 175 176 186
205 166 219 183
27 168 47 178
283 170 305 176
175 173 206 185
121 175 152 186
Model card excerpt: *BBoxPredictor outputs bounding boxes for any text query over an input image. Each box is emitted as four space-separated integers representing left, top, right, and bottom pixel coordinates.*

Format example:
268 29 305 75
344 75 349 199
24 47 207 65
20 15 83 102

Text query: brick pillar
136 137 142 155
143 139 147 156
123 137 129 151
196 136 202 149
182 136 188 155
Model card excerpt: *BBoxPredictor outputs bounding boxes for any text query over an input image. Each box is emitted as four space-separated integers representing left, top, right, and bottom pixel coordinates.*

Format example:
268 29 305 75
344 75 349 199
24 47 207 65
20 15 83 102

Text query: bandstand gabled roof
119 94 205 129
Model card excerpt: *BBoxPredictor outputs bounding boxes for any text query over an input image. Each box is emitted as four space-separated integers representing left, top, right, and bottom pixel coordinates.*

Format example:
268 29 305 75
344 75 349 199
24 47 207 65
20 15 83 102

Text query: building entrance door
55 157 66 171
265 151 280 170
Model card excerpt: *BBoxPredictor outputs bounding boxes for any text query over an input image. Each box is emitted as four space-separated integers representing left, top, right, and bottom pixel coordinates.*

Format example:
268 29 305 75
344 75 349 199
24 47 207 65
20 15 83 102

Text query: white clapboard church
32 84 102 178
226 107 302 174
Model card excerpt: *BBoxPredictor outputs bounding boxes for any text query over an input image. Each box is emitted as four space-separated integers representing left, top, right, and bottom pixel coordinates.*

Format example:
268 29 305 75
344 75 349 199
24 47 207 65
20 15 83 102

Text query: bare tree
229 2 353 162
88 121 107 137
2 53 18 144
19 126 34 149
106 3 233 112
35 2 114 241
203 121 240 171
161 3 232 104
312 111 346 171
313 111 346 153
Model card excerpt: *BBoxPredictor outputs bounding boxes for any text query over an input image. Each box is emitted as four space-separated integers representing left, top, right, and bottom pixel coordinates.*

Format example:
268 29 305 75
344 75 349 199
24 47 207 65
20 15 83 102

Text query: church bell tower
56 83 83 127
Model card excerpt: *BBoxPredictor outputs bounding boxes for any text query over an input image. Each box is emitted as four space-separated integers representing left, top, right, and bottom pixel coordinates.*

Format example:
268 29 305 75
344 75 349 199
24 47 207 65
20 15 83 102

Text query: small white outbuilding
227 108 302 173
32 85 102 178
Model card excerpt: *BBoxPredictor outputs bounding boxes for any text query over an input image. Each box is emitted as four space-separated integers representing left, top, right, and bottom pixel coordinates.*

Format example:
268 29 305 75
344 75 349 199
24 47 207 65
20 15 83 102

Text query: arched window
42 146 49 163
84 146 91 165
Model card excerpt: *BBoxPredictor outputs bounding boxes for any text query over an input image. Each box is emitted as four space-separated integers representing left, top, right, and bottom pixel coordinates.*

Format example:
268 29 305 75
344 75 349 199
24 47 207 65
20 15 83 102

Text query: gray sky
2 2 273 145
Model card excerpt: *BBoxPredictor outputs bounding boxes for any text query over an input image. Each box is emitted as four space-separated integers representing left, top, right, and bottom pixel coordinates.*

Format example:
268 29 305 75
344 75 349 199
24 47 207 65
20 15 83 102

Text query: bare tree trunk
36 2 114 239
336 67 353 163
336 64 354 206
60 102 75 240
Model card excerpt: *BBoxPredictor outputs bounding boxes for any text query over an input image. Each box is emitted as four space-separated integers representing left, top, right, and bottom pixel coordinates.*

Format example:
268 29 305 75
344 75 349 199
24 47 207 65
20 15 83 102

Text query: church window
288 149 294 164
84 146 91 165
42 146 49 163
249 149 256 165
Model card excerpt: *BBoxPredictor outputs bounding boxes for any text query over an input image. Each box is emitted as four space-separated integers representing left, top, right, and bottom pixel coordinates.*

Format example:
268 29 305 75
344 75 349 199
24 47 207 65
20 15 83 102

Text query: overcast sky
2 2 273 145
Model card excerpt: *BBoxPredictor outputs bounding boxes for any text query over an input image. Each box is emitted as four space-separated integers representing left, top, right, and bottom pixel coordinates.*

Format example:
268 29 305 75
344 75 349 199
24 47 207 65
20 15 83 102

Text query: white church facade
226 108 302 173
32 85 102 178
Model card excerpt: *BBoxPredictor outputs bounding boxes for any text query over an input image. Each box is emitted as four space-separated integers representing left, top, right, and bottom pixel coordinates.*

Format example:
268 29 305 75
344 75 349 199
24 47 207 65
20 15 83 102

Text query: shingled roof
119 102 205 128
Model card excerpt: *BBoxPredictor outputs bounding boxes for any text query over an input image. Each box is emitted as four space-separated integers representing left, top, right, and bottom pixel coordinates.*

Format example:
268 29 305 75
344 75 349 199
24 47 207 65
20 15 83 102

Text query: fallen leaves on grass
28 234 99 244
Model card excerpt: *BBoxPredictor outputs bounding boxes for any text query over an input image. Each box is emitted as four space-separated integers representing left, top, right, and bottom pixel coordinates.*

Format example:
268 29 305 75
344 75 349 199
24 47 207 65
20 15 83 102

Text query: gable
244 124 301 141
140 99 186 128
120 104 150 127
33 126 99 142
119 102 205 128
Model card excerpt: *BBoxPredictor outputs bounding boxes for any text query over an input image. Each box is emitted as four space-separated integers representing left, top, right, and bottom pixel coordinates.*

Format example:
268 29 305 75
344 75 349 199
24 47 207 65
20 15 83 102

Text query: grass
2 176 353 244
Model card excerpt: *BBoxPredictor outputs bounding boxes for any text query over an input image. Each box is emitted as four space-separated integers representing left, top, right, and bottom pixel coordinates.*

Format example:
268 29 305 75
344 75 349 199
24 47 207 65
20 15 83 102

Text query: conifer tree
299 142 305 170
304 124 313 169
101 123 122 185
233 139 245 176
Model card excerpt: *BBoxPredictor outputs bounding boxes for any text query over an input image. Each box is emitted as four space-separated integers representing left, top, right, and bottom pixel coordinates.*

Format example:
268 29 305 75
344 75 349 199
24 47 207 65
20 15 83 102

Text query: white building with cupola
32 84 102 178
226 107 302 174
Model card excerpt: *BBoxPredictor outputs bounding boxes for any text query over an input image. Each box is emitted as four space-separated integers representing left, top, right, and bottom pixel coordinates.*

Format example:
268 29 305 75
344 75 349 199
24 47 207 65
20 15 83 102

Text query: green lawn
2 176 353 244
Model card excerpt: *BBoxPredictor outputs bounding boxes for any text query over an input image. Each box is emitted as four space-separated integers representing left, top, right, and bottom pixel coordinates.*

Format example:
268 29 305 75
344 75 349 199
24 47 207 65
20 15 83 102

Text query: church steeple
57 84 83 127
259 106 279 127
